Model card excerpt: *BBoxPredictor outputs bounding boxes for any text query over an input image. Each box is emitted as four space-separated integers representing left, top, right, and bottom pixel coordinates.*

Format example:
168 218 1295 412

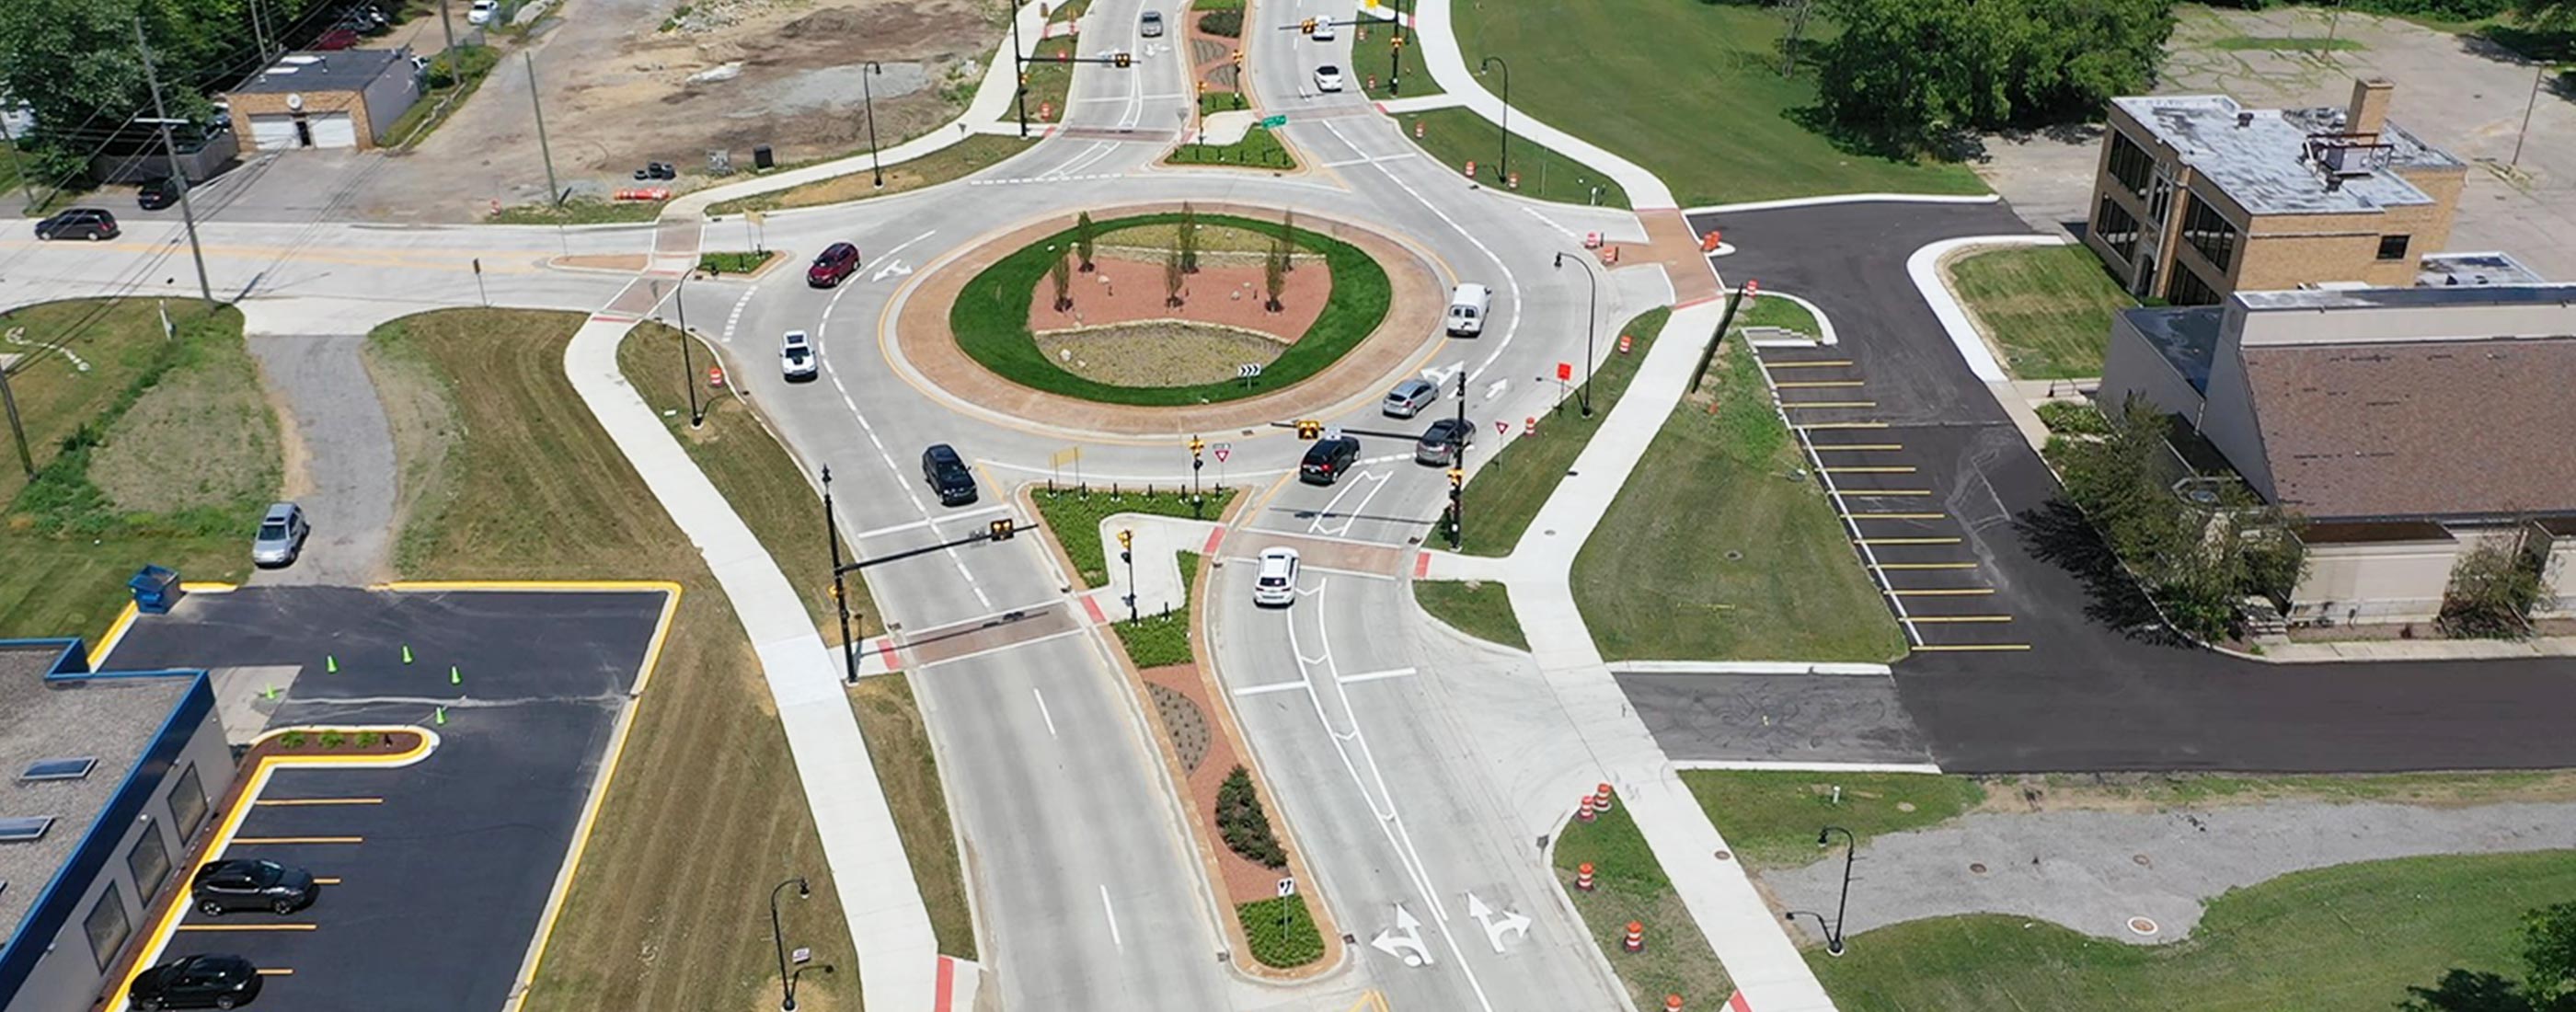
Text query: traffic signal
1019 71 1029 87
1392 33 1405 48
1300 17 1317 34
1232 48 1245 67
1189 435 1206 454
989 518 1016 541
1448 466 1464 489
1199 80 1209 96
1294 419 1323 440
1114 51 1132 68
1118 529 1134 549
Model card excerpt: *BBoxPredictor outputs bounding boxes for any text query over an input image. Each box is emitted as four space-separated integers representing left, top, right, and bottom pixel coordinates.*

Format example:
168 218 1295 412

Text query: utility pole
1387 0 1407 97
1448 369 1466 549
863 62 885 188
438 0 458 55
1479 56 1511 186
248 0 273 63
526 52 563 207
2513 62 2545 168
0 362 33 477
134 18 214 305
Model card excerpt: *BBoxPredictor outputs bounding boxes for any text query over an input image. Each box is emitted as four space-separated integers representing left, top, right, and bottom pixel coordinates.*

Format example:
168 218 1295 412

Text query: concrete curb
1685 193 2002 215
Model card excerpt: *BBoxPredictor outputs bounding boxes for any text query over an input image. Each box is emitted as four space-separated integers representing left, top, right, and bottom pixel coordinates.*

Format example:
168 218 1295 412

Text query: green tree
1075 211 1096 272
2439 523 2549 638
1164 238 1185 308
0 0 270 186
1814 0 2172 154
2529 903 2576 1001
1179 201 1201 274
1215 765 1286 869
1050 247 1073 312
1262 232 1287 311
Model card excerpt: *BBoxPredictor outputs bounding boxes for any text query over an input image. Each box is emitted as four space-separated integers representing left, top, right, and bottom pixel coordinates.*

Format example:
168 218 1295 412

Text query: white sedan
466 0 498 25
1252 547 1301 607
1314 64 1344 93
780 330 818 381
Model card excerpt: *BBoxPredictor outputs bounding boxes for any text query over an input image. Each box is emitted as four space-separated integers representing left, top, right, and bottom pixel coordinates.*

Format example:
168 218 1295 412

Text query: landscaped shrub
1199 8 1243 35
2037 398 2110 436
1237 896 1325 967
1217 765 1287 869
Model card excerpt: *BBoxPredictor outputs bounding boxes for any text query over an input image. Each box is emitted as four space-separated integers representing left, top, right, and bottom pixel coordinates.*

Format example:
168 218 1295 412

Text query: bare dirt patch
1035 322 1285 387
92 342 281 514
1978 771 2576 814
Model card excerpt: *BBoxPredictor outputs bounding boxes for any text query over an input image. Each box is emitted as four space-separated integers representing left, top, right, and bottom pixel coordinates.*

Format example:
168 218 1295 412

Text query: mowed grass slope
1453 0 1984 205
364 309 862 1011
1948 245 2138 379
0 299 269 639
1450 307 1669 556
1393 108 1630 208
1814 850 2576 1011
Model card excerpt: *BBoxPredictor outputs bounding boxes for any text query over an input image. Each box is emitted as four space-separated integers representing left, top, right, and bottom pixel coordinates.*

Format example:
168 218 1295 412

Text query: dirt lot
353 0 1002 221
1975 7 2576 279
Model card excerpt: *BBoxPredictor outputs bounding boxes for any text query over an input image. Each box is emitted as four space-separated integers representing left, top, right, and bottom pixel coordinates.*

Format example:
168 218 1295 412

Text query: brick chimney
2346 76 2394 139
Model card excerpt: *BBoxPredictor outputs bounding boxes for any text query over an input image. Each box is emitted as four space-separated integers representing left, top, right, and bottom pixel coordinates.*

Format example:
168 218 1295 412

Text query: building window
85 885 131 971
128 824 172 898
2094 196 2142 260
167 764 207 843
2106 129 2155 200
2378 234 2411 260
2166 262 2225 306
2179 198 2239 273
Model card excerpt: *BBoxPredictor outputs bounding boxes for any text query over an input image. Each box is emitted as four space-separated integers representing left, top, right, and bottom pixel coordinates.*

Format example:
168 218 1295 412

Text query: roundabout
889 201 1448 438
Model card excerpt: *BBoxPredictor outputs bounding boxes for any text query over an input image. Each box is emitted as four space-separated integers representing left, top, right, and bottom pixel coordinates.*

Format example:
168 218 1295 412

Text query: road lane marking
1877 561 1978 569
311 878 343 885
1232 680 1313 696
1780 400 1877 408
1792 421 1889 430
1032 687 1058 738
1811 444 1903 452
1774 380 1866 388
253 797 381 806
1888 588 1995 596
851 503 1012 540
1907 615 2014 623
1318 117 1523 386
1099 885 1123 949
1915 643 2034 651
1849 512 1944 519
1337 667 1417 686
228 836 362 845
255 969 295 976
1855 536 1961 545
721 285 754 346
1821 466 1915 474
1840 489 1932 496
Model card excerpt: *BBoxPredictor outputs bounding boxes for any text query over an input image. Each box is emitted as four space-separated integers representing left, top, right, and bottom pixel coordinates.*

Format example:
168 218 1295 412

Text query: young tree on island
1179 201 1202 274
1051 247 1074 312
1165 240 1186 308
1075 212 1097 272
1263 234 1288 312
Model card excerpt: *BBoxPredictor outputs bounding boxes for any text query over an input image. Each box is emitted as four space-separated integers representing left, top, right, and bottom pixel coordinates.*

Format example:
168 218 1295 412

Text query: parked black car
129 954 263 1010
137 177 187 211
34 207 119 241
1299 436 1361 485
922 443 978 506
191 858 319 915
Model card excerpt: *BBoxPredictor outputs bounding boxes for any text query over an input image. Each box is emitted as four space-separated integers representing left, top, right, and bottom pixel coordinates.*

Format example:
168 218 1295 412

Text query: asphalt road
104 586 665 1012
1668 200 2576 774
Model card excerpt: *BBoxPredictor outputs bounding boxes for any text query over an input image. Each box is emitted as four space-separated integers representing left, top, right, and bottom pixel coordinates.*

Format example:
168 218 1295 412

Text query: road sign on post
1557 362 1572 381
1259 113 1287 129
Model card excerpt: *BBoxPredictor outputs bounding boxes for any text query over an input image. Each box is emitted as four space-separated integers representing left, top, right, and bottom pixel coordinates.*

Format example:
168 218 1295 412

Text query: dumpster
129 566 182 615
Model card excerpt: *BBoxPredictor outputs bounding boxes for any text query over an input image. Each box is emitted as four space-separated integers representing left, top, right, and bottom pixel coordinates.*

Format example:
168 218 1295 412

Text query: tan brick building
223 50 420 153
2081 77 2467 305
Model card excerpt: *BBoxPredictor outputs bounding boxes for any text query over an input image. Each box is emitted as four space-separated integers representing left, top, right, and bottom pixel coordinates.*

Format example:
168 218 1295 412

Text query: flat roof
2115 94 2457 216
231 49 406 95
2122 305 2225 395
0 642 193 947
2303 520 2455 544
2234 282 2576 313
2420 251 2548 288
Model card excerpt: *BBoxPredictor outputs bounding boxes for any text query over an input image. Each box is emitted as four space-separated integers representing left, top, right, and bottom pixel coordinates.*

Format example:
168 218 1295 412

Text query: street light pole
863 62 886 188
1479 56 1511 186
1387 0 1407 97
1556 252 1598 417
1819 825 1855 955
823 467 860 684
677 274 702 427
770 878 811 1010
1010 0 1030 138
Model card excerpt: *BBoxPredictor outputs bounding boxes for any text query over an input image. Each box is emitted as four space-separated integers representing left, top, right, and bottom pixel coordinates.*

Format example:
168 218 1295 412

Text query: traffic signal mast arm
834 519 1018 576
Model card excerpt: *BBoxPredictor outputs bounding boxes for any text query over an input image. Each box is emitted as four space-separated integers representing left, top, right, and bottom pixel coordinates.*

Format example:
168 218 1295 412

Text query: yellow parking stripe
1907 615 2015 623
1878 561 1978 569
312 877 343 885
1811 444 1903 452
1822 466 1915 474
1850 512 1944 519
1889 588 1995 596
229 836 363 845
1794 421 1889 430
255 970 295 977
178 924 318 932
1765 360 1854 368
256 798 382 807
1857 536 1961 545
1781 401 1877 408
1915 643 2035 652
1775 380 1867 388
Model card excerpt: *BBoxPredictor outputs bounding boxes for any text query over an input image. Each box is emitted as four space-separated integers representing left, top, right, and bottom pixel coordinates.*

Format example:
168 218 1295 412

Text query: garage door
307 112 357 149
248 113 298 151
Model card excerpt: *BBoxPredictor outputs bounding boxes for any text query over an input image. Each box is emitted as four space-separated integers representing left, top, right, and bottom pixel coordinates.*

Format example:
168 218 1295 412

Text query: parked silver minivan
1444 283 1490 337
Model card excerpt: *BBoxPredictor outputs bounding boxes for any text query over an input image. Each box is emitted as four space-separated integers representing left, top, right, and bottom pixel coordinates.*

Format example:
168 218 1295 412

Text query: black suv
129 954 263 1009
1299 436 1361 485
139 177 187 211
922 443 978 506
191 858 319 916
34 207 119 241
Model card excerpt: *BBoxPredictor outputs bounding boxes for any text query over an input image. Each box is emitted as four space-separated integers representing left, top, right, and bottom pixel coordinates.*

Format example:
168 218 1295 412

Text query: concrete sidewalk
563 305 943 1010
1089 513 1224 621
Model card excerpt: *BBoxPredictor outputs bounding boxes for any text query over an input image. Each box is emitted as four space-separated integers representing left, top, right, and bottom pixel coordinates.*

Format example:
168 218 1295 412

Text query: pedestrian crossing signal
1294 420 1323 440
989 518 1017 541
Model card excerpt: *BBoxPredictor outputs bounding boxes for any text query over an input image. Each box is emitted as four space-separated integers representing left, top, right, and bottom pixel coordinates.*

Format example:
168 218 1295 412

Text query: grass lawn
1453 0 1984 206
1948 246 2137 380
1024 34 1080 126
1166 126 1299 169
1735 294 1819 337
693 251 777 276
1445 307 1669 555
705 134 1033 215
614 323 879 639
1361 30 1437 99
1552 798 1734 1006
1393 108 1628 209
1029 485 1238 588
0 299 268 639
1681 771 1984 869
848 674 979 959
487 198 667 224
1199 90 1250 115
1572 338 1905 662
1112 551 1199 667
950 212 1388 407
365 308 861 1011
0 140 27 199
1812 850 2576 1011
1411 580 1526 650
1236 895 1327 967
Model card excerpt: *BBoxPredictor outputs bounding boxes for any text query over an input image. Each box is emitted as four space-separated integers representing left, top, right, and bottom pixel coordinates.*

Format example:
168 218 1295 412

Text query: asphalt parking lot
102 585 669 1012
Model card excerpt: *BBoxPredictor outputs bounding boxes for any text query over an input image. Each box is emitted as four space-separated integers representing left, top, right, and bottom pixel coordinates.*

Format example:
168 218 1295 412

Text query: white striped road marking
720 286 754 346
1337 667 1417 686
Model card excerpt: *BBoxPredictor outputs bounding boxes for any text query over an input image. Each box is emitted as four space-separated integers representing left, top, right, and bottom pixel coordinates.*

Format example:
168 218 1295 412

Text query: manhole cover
2132 854 2152 867
1723 550 1743 561
1713 849 1732 862
1969 862 1987 874
2127 916 2159 937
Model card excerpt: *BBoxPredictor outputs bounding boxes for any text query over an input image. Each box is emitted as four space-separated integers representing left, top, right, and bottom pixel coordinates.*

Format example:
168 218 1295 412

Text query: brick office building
223 50 421 153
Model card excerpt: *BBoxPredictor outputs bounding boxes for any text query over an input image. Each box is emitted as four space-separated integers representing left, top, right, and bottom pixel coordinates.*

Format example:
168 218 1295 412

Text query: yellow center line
1821 466 1916 474
1877 562 1979 569
1850 512 1945 519
1915 643 2035 651
1907 615 2016 623
1775 380 1867 388
1793 421 1890 430
177 924 318 932
1764 360 1855 368
256 798 383 806
1780 401 1878 408
1857 536 1961 545
1811 444 1903 452
1889 588 1996 596
228 836 363 845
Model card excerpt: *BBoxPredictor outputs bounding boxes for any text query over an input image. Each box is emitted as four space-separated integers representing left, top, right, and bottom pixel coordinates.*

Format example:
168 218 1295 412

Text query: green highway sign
1259 114 1288 129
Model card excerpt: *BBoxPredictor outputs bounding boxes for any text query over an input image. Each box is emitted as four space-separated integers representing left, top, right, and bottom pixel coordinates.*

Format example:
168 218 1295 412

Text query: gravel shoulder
243 335 399 586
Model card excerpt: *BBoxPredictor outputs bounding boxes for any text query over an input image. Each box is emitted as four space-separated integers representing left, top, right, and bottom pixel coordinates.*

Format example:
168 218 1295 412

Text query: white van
1445 283 1490 337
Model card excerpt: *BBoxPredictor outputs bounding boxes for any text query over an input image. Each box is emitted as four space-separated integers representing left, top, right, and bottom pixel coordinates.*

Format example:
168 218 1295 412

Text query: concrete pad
1199 109 1257 146
207 665 301 745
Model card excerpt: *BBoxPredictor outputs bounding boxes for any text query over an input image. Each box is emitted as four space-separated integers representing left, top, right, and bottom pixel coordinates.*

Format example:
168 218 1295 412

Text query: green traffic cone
263 685 278 700
401 645 413 665
433 706 447 726
449 666 461 685
325 655 338 673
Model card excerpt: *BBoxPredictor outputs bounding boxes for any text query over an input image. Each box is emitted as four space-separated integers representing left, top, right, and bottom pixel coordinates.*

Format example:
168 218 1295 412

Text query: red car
314 28 360 50
807 242 861 287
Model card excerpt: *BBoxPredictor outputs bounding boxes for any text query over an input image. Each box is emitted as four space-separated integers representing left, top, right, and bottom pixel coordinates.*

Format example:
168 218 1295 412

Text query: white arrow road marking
1483 378 1510 402
1099 885 1122 949
1369 903 1432 967
869 259 913 282
1420 361 1464 388
1464 892 1533 953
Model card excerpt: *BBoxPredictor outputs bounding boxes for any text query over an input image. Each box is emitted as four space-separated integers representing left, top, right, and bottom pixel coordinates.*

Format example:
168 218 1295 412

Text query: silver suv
251 502 309 568
1382 378 1437 418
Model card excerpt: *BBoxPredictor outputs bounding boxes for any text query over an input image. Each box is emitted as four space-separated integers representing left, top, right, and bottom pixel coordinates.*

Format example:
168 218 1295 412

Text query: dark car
314 27 360 50
1415 417 1475 466
191 858 319 916
807 242 862 287
34 207 119 241
129 954 263 1010
922 443 978 506
138 177 186 211
1298 436 1361 485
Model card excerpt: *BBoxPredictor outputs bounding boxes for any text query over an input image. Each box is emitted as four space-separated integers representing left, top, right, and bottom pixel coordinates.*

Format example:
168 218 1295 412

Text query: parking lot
98 585 671 1012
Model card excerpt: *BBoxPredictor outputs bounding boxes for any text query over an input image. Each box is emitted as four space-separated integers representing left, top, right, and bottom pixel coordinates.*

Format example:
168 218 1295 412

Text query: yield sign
1492 420 1508 436
1213 447 1231 463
